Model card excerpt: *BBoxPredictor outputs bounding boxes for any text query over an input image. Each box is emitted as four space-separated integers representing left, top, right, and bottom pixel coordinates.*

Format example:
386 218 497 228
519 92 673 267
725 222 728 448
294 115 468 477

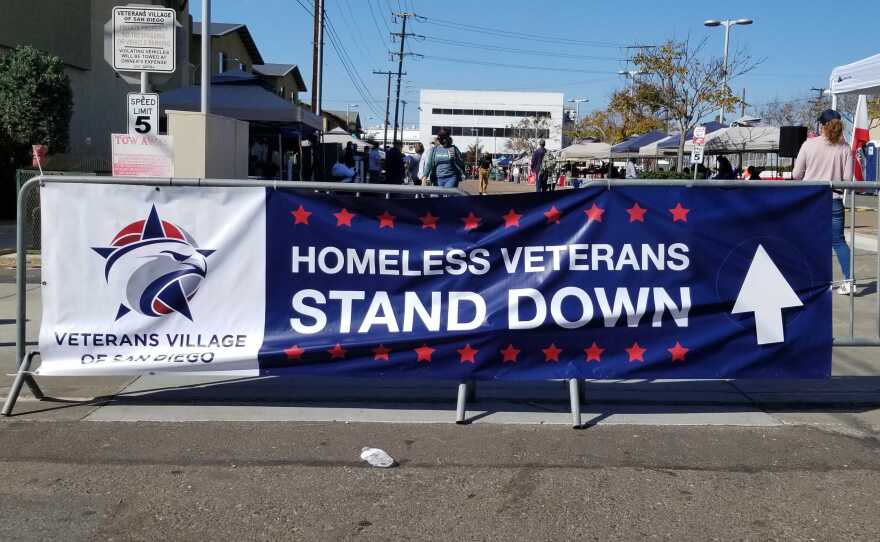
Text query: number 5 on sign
127 93 159 136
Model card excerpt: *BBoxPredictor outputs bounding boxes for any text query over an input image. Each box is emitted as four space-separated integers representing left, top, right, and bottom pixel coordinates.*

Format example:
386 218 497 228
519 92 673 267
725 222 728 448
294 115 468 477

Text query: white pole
720 22 731 124
201 0 211 114
140 71 149 93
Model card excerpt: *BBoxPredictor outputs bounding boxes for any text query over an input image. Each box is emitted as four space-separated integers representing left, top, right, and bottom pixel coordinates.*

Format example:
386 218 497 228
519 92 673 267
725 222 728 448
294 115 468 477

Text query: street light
704 18 754 124
568 98 589 121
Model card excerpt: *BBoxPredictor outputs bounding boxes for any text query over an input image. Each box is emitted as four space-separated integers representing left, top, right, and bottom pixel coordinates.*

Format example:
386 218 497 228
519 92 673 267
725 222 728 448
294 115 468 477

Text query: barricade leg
569 378 582 429
2 351 42 417
455 380 473 424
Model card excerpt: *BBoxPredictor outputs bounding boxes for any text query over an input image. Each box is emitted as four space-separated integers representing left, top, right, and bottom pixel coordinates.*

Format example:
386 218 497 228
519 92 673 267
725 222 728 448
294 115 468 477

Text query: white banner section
38 184 266 375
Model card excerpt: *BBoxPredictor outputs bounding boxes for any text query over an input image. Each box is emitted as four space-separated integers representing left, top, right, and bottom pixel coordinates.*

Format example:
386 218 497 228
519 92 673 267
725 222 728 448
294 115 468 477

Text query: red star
373 344 391 361
502 209 522 228
377 210 396 229
625 342 647 363
328 343 347 359
584 341 604 363
544 206 562 224
669 203 690 222
626 202 647 222
284 344 304 360
668 341 689 362
334 208 355 227
290 205 312 225
500 343 520 363
420 212 438 230
462 212 481 231
542 343 562 363
584 203 605 223
457 344 479 364
414 344 435 363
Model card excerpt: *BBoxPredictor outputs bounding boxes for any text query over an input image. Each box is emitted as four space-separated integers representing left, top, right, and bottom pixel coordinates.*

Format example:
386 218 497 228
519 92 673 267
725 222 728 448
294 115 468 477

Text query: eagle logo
92 205 215 321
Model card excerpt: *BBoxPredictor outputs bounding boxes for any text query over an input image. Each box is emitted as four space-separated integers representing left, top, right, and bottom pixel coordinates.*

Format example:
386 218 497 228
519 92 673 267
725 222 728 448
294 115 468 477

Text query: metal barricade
5 176 880 428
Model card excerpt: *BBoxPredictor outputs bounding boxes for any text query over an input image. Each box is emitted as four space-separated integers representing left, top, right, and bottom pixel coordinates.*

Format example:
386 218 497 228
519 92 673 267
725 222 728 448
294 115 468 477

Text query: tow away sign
690 126 707 164
127 93 159 135
112 6 176 73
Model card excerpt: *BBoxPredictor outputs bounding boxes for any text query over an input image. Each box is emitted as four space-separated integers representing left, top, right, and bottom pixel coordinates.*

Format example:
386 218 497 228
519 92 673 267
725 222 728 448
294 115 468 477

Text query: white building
419 89 565 157
363 127 421 154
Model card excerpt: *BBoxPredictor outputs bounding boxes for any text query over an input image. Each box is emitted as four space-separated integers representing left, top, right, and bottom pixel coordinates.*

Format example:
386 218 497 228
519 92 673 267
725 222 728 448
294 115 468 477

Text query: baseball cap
817 109 841 125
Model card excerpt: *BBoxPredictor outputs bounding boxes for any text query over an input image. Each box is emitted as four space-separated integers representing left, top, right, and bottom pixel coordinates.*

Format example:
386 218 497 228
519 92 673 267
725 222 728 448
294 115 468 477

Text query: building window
280 85 285 98
218 51 226 73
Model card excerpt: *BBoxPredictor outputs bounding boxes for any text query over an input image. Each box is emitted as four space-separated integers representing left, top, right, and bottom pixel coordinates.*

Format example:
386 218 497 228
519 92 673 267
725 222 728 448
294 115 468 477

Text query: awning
611 131 667 157
160 74 322 130
658 121 727 151
559 142 612 161
322 127 371 151
830 53 880 96
703 126 780 154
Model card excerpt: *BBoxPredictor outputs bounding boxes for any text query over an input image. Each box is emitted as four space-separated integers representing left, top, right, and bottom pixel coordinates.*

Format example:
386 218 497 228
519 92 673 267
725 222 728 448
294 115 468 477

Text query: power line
421 35 625 62
366 0 390 50
418 16 626 48
421 55 618 75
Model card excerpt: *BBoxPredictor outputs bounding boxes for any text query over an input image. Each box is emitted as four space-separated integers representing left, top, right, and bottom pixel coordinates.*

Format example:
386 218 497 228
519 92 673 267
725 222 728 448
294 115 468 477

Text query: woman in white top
792 109 854 294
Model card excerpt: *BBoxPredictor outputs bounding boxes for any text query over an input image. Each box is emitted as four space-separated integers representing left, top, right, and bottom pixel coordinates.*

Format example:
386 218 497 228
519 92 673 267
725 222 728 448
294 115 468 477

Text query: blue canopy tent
610 131 668 157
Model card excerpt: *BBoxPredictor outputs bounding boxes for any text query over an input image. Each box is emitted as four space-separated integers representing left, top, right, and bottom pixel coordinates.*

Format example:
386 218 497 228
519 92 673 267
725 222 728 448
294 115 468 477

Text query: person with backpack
425 129 466 188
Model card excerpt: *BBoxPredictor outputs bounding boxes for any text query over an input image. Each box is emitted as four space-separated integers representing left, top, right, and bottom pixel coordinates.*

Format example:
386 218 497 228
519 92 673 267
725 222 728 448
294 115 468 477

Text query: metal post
720 22 730 124
201 0 210 114
569 378 582 428
140 71 149 94
455 381 471 424
2 351 41 417
849 189 856 337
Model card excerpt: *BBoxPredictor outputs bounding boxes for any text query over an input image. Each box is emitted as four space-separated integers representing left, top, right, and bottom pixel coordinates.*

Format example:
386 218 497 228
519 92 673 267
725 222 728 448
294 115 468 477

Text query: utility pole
310 0 324 115
390 12 424 144
740 88 746 119
373 70 396 149
400 100 407 143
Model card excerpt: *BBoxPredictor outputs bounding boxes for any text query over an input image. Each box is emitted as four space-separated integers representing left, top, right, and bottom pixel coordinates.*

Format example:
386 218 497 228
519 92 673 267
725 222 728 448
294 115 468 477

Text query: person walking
531 139 547 192
407 142 424 185
478 153 492 195
425 129 465 188
384 141 405 185
367 145 382 183
792 109 855 295
419 139 435 185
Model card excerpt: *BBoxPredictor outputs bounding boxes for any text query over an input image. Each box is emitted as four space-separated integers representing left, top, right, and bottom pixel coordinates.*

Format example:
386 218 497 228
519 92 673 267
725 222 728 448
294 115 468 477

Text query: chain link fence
15 169 98 250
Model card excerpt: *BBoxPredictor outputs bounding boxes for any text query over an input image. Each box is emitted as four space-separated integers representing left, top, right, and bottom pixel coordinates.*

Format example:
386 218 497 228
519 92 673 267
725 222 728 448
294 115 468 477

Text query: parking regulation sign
112 6 176 73
691 126 707 164
127 93 159 135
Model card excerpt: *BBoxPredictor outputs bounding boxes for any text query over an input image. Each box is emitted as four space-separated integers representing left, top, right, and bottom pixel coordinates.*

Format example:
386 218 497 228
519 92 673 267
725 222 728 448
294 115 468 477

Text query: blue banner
259 186 831 380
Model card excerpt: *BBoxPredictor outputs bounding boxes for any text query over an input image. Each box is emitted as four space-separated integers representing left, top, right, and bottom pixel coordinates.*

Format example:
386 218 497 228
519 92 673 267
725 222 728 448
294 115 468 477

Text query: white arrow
732 244 804 345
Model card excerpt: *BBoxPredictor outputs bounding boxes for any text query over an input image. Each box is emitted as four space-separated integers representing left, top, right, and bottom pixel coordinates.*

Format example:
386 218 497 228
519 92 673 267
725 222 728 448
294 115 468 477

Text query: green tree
632 38 759 171
465 143 485 165
0 46 73 167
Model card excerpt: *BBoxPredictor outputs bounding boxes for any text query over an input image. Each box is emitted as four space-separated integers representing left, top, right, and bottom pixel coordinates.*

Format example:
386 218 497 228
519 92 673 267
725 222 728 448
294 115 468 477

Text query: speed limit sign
127 92 159 135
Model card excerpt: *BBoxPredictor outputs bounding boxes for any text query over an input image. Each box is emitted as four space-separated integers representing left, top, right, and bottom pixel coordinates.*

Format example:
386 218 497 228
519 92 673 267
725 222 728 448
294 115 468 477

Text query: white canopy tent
638 134 677 157
703 126 780 154
322 127 371 152
830 53 880 101
559 142 612 161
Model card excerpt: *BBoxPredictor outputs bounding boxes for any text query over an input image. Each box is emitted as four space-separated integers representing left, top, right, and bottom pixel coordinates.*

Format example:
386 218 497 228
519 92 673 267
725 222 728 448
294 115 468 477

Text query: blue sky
190 0 873 126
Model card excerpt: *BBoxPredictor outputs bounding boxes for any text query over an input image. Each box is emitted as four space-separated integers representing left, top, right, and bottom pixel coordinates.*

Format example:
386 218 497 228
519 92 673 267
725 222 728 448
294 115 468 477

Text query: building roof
325 109 361 125
192 21 264 65
252 63 307 92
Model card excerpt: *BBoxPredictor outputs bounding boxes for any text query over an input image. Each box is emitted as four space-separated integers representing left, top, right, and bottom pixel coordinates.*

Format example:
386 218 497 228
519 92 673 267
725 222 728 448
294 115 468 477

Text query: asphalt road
1 421 879 541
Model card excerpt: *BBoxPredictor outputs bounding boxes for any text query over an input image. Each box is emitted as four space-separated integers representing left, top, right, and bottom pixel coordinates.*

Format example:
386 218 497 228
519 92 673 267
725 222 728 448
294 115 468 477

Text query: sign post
691 126 707 179
127 92 160 135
